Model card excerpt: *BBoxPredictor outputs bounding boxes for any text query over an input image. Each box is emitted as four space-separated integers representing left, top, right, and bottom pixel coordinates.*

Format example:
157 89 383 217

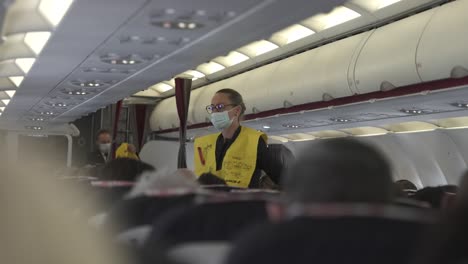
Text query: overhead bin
354 9 435 94
267 31 367 108
234 62 279 114
416 0 468 81
192 73 251 124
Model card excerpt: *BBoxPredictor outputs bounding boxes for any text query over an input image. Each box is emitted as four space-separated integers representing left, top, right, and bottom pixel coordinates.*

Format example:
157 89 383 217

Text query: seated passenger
126 168 199 199
99 158 154 182
394 179 418 197
197 172 227 185
411 185 458 209
194 88 273 188
281 138 393 205
414 172 468 264
88 129 113 165
226 139 432 264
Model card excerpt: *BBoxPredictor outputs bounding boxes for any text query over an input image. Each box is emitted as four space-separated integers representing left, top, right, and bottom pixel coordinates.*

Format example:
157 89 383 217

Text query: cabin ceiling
0 0 346 132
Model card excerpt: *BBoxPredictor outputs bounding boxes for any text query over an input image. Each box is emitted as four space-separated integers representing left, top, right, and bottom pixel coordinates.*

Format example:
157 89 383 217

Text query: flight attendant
194 88 268 188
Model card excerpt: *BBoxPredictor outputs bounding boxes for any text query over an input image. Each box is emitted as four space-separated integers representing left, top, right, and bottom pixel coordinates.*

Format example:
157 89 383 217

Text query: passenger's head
96 129 112 153
126 168 199 198
207 89 246 130
99 158 155 181
394 179 418 198
198 172 227 185
283 138 394 204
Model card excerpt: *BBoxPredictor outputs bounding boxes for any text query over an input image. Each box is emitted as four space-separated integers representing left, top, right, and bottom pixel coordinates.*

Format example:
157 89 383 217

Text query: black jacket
87 150 108 165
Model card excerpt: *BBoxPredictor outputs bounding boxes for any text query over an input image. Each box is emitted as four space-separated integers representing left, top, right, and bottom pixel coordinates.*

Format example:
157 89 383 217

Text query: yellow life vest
194 126 267 188
115 143 139 160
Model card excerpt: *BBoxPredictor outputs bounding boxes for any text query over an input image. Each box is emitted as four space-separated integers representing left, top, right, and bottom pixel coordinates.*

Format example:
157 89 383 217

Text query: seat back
146 200 268 247
227 215 431 264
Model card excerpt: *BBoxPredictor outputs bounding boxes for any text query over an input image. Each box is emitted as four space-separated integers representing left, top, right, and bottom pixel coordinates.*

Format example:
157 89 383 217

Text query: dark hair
395 179 418 191
216 88 246 117
283 138 394 204
99 158 155 181
96 129 111 139
198 173 227 185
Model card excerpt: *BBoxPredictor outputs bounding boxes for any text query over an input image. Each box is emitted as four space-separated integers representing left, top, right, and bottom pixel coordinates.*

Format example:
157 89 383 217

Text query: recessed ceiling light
263 125 271 129
400 108 428 115
51 102 67 107
40 111 55 115
25 126 43 130
330 117 351 123
31 117 45 121
452 102 468 108
70 80 111 88
0 107 5 111
2 99 10 105
152 20 203 30
100 53 149 65
282 124 302 128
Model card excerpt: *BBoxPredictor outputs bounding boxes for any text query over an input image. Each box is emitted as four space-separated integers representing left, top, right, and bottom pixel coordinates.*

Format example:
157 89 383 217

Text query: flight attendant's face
210 93 240 120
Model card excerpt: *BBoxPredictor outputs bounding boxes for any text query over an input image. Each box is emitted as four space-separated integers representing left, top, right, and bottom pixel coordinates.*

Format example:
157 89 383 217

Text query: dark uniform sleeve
256 137 281 184
257 137 282 184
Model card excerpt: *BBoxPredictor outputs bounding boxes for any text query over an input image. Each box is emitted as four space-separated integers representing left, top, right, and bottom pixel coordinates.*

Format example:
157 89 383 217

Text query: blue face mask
210 109 234 130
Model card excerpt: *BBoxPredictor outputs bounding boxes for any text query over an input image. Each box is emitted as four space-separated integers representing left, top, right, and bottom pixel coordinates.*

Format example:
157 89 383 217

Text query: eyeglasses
206 103 237 114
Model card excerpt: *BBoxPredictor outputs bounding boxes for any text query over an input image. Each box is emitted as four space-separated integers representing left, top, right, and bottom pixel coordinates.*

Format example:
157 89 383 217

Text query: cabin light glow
271 24 315 45
182 70 205 80
196 61 226 75
213 51 250 67
5 90 16 98
2 99 11 105
39 0 74 26
351 0 402 12
24 31 52 54
151 83 173 93
0 107 5 111
238 40 279 57
16 58 36 74
302 6 361 30
9 76 24 87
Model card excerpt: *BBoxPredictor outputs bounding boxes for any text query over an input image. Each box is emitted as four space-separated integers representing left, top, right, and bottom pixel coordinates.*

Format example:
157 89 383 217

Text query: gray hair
126 168 199 198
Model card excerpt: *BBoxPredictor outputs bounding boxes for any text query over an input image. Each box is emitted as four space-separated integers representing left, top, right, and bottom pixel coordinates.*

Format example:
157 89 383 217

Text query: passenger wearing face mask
194 88 269 188
87 129 113 166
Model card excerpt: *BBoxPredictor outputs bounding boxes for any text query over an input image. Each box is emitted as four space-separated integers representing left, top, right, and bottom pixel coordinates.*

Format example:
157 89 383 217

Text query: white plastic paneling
235 62 279 114
417 0 468 81
267 32 367 108
354 9 435 94
149 97 177 131
192 72 251 124
140 140 194 170
187 88 201 126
